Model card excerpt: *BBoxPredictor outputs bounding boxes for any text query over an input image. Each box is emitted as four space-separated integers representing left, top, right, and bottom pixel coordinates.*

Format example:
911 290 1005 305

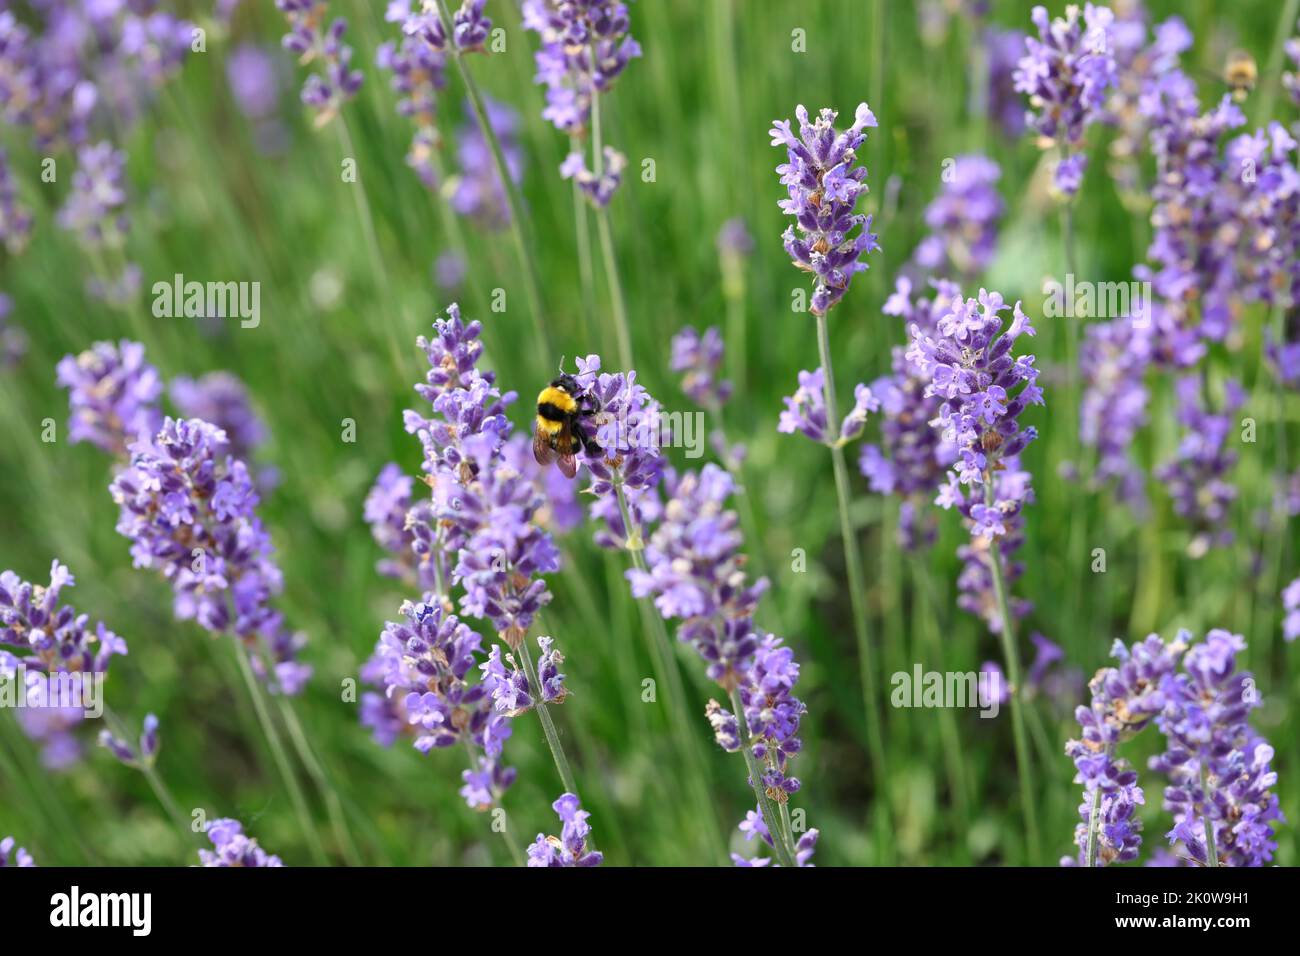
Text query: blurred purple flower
526 792 602 867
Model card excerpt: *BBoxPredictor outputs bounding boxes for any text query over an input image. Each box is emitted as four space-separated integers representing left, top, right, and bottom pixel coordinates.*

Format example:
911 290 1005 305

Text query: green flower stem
1201 763 1219 868
815 313 890 795
983 480 1042 863
276 697 364 866
614 482 728 863
570 135 600 344
516 634 581 802
589 92 634 371
436 0 551 362
729 687 796 868
1084 745 1110 868
232 642 328 866
1258 0 1300 124
103 706 195 846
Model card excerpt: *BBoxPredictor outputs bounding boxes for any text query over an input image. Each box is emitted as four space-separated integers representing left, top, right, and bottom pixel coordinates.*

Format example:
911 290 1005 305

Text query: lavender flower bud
670 326 732 409
0 836 35 867
276 1 363 127
198 818 283 867
56 340 163 456
526 792 602 867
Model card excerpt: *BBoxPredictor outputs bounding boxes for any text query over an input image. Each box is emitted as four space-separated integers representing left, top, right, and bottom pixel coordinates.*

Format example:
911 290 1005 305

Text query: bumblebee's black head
551 373 581 395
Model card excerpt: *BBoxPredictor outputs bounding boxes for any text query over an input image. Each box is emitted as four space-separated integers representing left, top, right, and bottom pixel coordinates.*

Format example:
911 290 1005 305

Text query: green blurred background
0 0 1296 866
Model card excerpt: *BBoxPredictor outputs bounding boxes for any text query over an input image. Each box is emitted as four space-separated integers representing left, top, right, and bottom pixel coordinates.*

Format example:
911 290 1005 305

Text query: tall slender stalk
276 697 364 866
729 687 796 868
1258 0 1300 124
1200 763 1219 868
814 314 889 791
435 0 551 362
614 483 728 862
103 706 196 846
983 481 1041 863
1083 746 1108 867
232 643 328 865
590 93 634 370
516 635 581 800
570 136 600 345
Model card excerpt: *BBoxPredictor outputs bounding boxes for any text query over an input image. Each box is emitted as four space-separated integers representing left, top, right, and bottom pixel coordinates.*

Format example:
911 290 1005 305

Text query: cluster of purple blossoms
1015 4 1118 195
397 0 493 55
60 346 146 437
1151 630 1281 867
0 3 191 153
0 836 34 867
526 792 603 867
364 462 433 590
100 713 160 769
1078 313 1153 510
559 146 627 209
0 149 32 255
985 27 1029 140
777 368 878 447
450 97 522 227
859 278 961 551
905 290 1043 539
108 417 311 694
670 326 732 410
912 155 1004 283
55 141 139 304
170 372 270 479
198 818 283 867
1065 633 1183 866
953 467 1033 634
1065 630 1281 867
377 25 448 189
770 103 880 316
480 636 567 717
1104 12 1190 203
277 0 363 127
367 600 513 799
1154 376 1243 556
1139 67 1300 347
1282 578 1300 643
732 807 819 867
522 0 642 135
0 561 127 769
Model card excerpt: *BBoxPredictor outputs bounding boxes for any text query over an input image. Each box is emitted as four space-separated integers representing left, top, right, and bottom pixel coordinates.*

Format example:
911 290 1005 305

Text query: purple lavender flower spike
1065 633 1183 866
1078 313 1152 511
1285 18 1300 108
771 103 880 315
198 818 283 867
56 142 139 304
1154 376 1242 557
913 155 1004 282
277 0 363 127
98 712 158 768
670 326 732 409
450 96 522 226
1 560 127 768
109 417 311 694
1283 578 1300 643
522 0 642 135
0 836 35 867
731 805 819 867
906 290 1043 540
986 27 1029 139
0 149 32 255
1015 3 1117 195
481 635 568 717
526 792 603 867
377 27 448 189
1152 630 1282 867
56 340 163 456
560 146 627 208
778 368 876 447
169 372 269 477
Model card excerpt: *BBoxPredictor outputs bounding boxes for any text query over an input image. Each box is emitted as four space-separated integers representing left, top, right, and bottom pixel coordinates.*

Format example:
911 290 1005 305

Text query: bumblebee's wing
533 427 558 466
557 453 578 479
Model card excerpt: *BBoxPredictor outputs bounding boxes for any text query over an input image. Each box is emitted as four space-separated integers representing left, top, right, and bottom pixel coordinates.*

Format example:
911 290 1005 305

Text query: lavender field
0 0 1296 870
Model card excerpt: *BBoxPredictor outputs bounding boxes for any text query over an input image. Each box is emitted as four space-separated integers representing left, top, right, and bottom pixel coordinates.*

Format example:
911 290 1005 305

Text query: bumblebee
1223 50 1257 102
533 373 600 478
